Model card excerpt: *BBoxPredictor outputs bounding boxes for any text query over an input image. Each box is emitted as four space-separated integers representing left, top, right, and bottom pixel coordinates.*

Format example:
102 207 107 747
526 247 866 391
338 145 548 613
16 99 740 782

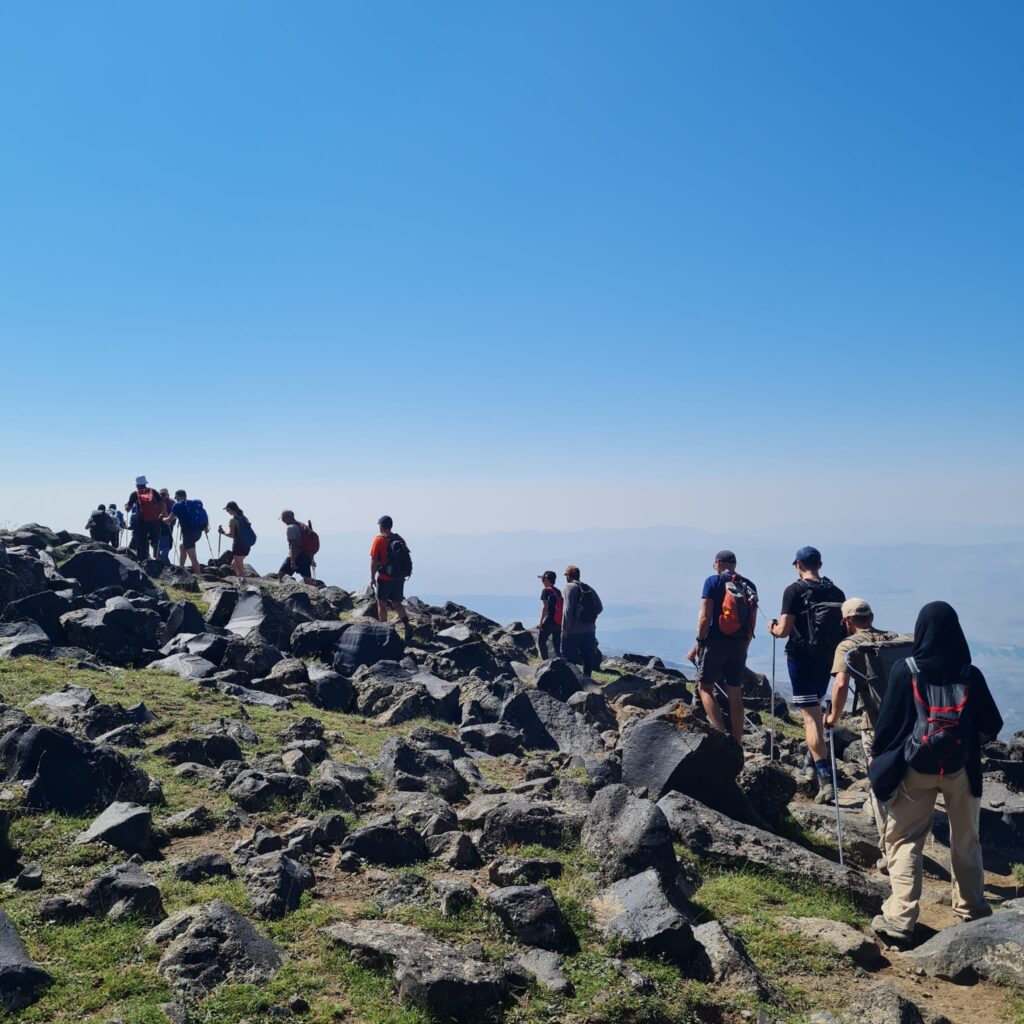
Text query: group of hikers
682 545 1004 944
89 479 1003 943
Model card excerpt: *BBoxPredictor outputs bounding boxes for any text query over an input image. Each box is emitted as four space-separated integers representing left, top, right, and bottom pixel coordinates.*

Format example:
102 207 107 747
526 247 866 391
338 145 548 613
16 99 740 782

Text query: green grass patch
162 586 210 614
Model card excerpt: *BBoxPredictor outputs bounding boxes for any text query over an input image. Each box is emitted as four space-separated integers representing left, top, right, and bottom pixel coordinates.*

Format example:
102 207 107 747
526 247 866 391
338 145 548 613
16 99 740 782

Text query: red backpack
136 488 163 523
717 571 757 638
298 521 320 558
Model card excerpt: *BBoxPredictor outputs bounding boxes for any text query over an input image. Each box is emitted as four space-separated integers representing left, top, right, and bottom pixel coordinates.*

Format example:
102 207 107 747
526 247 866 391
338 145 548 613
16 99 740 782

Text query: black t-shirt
781 577 846 657
539 586 562 626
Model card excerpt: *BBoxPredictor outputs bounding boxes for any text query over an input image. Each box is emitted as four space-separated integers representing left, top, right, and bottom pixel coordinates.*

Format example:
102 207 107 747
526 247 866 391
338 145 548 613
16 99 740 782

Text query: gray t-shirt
286 522 302 550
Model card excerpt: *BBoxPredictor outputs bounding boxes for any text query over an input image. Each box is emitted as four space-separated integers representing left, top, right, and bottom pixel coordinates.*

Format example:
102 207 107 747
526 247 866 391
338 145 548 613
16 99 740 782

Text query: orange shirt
370 534 392 581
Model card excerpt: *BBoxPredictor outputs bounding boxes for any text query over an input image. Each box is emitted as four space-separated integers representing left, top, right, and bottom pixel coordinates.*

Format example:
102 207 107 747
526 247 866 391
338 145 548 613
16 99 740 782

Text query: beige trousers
862 728 890 866
882 766 987 930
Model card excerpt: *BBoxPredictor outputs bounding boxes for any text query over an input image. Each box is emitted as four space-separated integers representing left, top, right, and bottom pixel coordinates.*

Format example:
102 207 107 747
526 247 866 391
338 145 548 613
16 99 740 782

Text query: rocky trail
0 522 1022 1024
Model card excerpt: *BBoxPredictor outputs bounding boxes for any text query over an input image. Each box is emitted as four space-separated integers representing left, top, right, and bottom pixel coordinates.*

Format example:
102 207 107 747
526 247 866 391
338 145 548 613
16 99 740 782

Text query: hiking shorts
787 654 832 708
280 553 313 578
696 635 750 689
232 541 251 557
181 527 202 549
376 577 405 602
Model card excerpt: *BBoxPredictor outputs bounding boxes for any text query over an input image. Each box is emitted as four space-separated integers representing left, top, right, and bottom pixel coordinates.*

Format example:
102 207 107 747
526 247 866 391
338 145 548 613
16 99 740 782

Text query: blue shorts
787 655 831 708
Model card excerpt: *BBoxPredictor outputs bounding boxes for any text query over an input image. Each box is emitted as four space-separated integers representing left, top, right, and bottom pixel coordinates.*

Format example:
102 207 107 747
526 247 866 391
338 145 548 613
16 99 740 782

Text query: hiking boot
874 857 889 876
871 914 913 944
800 750 815 783
814 776 835 804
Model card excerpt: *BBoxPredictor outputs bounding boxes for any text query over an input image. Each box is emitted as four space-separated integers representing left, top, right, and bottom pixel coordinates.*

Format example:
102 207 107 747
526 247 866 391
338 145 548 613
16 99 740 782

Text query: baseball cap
564 564 580 576
135 475 147 487
714 549 737 564
538 570 557 583
793 545 821 565
842 597 873 619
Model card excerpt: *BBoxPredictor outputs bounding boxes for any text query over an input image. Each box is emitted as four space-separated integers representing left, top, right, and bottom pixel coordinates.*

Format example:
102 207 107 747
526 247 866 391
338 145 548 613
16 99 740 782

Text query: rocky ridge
0 522 1022 1023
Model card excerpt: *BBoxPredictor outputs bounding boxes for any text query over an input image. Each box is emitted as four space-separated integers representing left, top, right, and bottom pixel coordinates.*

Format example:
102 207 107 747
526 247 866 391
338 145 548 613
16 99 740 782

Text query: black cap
714 549 737 564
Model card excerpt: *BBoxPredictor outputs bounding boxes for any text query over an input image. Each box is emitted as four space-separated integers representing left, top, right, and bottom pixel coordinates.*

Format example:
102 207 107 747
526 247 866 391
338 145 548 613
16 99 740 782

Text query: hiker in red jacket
124 475 162 562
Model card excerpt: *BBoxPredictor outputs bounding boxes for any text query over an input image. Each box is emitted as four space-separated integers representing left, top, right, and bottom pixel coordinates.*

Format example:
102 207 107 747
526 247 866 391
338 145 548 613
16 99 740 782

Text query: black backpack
846 634 914 723
576 582 602 624
904 657 972 776
798 578 845 657
386 534 413 579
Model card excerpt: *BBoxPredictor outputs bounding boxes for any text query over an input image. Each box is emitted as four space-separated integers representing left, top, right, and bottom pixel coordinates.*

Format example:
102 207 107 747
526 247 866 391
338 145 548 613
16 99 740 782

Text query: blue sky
2 2 1022 537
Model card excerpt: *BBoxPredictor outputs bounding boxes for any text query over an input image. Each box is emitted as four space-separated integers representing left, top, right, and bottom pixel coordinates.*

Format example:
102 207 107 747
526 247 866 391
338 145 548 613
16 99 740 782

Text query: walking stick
714 682 764 735
770 632 777 761
218 529 222 557
824 699 845 866
205 531 214 556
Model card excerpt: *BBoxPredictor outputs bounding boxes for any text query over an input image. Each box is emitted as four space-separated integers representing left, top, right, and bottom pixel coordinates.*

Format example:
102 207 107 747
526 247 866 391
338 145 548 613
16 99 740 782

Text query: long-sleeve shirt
562 581 601 636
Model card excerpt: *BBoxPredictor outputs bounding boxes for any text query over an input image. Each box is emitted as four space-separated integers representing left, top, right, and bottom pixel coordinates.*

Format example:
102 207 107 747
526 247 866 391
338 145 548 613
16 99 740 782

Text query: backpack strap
907 656 919 676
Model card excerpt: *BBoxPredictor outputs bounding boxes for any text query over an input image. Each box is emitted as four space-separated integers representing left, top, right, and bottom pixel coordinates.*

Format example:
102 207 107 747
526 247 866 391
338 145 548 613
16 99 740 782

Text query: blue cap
793 545 821 566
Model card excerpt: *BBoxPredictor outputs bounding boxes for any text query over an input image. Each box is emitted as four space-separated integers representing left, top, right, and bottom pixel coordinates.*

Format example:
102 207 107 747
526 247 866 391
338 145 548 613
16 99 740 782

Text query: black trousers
132 521 161 561
537 622 561 659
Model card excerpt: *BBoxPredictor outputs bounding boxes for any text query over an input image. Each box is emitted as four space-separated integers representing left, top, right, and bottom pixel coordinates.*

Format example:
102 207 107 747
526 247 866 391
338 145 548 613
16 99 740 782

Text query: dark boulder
500 689 604 757
321 920 507 1022
227 769 309 811
478 800 585 855
0 621 52 659
174 853 233 883
377 737 468 803
0 724 161 814
154 735 244 767
60 598 161 666
307 664 355 710
581 784 677 884
0 590 74 643
0 908 51 1011
160 600 207 644
333 619 404 671
424 831 481 869
736 758 799 832
147 899 283 999
225 590 296 650
341 823 427 867
290 621 350 660
488 856 563 887
82 862 165 922
533 659 584 702
486 885 572 951
147 653 218 680
241 851 315 919
59 549 158 597
75 801 153 854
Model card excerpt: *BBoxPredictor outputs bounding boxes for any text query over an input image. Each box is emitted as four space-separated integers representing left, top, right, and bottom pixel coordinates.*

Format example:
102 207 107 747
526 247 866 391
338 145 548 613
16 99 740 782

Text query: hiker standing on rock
370 515 411 629
161 489 208 575
824 598 908 871
869 601 1002 943
276 510 315 585
124 475 163 562
769 546 846 804
219 501 255 578
686 549 757 744
561 565 603 677
85 504 118 547
536 570 563 659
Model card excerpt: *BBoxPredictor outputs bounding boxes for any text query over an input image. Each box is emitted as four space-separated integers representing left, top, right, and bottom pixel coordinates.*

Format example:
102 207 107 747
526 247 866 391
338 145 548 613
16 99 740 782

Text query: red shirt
371 534 392 581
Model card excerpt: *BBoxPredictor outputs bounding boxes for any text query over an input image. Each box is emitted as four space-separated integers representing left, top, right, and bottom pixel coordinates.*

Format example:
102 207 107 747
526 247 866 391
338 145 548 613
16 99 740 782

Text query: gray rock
147 653 218 680
14 863 42 891
377 737 468 803
691 920 771 998
478 800 585 855
425 831 481 869
533 659 583 702
58 549 159 597
159 806 212 838
590 868 694 961
486 885 571 951
146 899 283 999
82 862 165 922
656 791 885 914
241 851 315 919
333 619 404 671
900 905 1024 984
214 678 293 709
501 689 604 757
321 920 507 1022
0 620 52 659
76 801 153 854
154 734 244 767
26 685 96 716
174 853 234 883
341 823 427 866
776 915 883 967
581 784 676 884
37 895 86 924
513 947 572 995
227 769 309 811
435 880 477 917
0 908 51 1011
836 981 950 1024
488 855 563 887
737 759 798 832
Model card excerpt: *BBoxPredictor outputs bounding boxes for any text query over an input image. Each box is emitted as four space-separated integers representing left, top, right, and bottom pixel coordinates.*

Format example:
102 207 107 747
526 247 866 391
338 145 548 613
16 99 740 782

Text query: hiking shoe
814 777 835 804
871 914 913 944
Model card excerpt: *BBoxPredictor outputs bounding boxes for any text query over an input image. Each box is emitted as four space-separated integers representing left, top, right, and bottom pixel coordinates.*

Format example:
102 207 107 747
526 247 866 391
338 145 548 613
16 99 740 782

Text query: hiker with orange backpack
686 550 757 743
276 510 317 585
124 475 163 562
370 515 412 628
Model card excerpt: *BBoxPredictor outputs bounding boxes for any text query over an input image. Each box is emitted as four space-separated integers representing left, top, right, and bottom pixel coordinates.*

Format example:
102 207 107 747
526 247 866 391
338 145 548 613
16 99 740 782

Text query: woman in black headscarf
869 601 1002 942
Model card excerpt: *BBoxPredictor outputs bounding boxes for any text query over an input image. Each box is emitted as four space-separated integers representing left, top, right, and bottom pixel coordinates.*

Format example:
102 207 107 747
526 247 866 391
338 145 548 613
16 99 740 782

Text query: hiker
868 601 1003 943
161 490 208 574
107 504 126 530
769 546 846 804
124 476 163 561
536 571 563 658
218 501 255 578
157 488 175 563
561 565 603 677
686 550 757 744
85 504 118 547
370 515 411 627
276 510 315 585
823 597 909 871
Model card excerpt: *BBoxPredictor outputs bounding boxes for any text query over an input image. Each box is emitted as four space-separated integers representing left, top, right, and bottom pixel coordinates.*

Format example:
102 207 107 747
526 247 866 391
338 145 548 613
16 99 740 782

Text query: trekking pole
770 632 777 761
205 531 214 556
824 699 845 866
217 529 222 557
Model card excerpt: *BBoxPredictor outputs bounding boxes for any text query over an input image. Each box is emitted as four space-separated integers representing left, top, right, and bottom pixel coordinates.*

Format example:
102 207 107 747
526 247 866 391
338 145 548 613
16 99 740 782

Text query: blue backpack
182 499 209 531
237 516 257 548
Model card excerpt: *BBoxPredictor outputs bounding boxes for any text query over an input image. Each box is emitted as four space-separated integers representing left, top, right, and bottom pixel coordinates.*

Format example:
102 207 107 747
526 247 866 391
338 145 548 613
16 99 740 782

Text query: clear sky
2 2 1022 538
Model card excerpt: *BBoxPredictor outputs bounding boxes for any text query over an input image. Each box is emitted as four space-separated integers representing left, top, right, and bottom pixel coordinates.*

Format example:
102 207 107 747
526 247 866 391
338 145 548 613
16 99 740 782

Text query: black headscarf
911 600 971 682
